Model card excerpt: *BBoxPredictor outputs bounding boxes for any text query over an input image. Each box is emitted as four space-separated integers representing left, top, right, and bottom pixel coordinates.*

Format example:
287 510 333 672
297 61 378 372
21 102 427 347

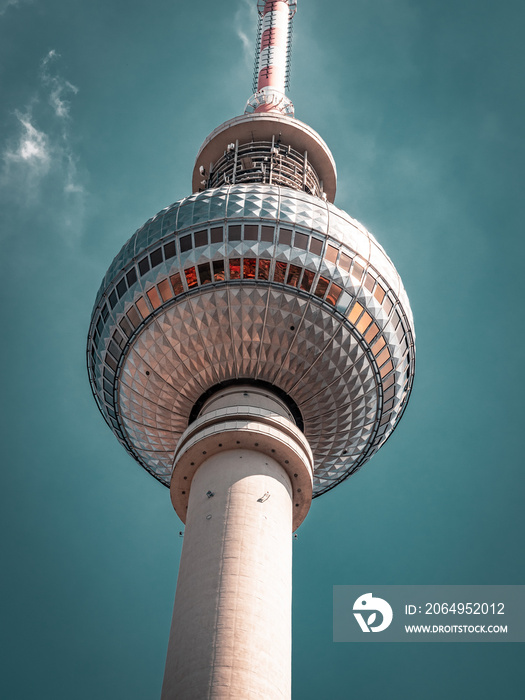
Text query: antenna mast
246 0 297 116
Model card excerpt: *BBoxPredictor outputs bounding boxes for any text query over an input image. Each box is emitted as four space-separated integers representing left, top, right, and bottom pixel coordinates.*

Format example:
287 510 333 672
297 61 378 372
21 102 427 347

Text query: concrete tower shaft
161 386 313 699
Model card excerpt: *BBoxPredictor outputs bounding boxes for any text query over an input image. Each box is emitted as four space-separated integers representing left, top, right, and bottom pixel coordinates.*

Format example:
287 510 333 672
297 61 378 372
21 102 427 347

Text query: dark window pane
314 276 329 298
96 316 104 335
119 317 133 338
198 263 212 285
384 386 395 402
112 329 125 349
138 256 150 275
243 258 256 279
309 237 323 255
228 225 242 241
101 304 109 321
105 354 117 372
126 306 141 328
295 232 308 250
194 229 208 247
258 259 270 280
210 226 223 243
244 225 258 240
126 267 137 287
170 273 183 295
184 266 198 288
150 247 163 268
279 228 292 245
229 258 241 279
286 264 301 287
180 234 192 252
108 340 120 361
103 366 114 382
274 261 287 283
213 260 225 281
109 290 118 309
261 225 274 242
103 380 113 395
116 278 127 298
300 269 314 292
163 240 176 259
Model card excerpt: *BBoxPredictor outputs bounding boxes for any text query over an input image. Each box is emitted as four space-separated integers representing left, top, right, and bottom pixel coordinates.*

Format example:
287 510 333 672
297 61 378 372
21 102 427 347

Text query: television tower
87 1 415 698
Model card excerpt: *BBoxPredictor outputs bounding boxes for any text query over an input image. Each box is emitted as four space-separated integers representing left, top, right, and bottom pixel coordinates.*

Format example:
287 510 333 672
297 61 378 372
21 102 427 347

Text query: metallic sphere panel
88 184 415 496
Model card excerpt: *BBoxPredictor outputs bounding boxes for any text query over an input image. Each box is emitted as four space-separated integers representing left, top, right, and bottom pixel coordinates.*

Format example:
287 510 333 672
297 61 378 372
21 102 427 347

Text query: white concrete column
161 386 313 700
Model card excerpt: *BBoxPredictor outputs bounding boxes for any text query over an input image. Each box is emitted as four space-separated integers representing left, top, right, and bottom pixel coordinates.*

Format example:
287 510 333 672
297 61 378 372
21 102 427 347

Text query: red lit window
229 258 241 279
258 259 270 280
184 267 198 288
286 264 301 288
243 258 256 279
274 261 287 283
300 269 314 292
170 273 183 295
326 282 342 306
314 276 329 298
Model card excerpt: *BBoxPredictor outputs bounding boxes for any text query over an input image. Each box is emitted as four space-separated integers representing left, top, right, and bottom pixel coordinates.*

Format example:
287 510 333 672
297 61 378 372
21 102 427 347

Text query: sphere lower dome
87 183 415 497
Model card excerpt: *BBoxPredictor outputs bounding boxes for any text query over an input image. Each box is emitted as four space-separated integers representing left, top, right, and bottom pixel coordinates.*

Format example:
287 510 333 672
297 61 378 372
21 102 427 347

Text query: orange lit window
380 360 393 378
258 259 270 280
347 301 363 324
184 267 198 288
339 253 351 271
326 283 342 306
158 278 173 303
356 310 372 333
352 262 364 281
300 269 314 291
136 297 151 319
372 336 386 355
286 264 301 287
170 272 183 295
325 244 338 263
274 261 287 283
229 258 241 279
383 373 395 390
376 347 390 367
213 260 225 281
314 276 329 298
374 284 386 304
146 287 162 309
364 323 379 343
243 258 256 279
364 274 375 293
198 263 212 285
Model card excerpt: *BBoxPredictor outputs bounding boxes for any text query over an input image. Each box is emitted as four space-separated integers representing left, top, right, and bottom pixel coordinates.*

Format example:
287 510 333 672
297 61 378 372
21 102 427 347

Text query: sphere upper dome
88 184 415 497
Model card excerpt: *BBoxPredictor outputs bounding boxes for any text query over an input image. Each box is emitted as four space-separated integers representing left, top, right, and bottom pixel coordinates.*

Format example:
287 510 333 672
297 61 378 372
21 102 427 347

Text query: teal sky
1 0 524 698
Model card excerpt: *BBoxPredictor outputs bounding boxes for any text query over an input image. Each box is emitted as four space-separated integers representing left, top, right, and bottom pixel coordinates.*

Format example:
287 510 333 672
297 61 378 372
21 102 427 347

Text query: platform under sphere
87 183 415 497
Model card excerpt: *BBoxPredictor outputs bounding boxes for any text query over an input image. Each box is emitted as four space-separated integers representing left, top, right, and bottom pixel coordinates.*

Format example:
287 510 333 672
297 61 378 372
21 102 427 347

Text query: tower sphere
87 113 415 499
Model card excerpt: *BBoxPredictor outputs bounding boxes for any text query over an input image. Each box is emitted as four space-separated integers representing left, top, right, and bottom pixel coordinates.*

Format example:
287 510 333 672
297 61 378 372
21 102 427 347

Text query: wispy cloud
235 0 258 71
0 0 32 17
1 49 86 240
